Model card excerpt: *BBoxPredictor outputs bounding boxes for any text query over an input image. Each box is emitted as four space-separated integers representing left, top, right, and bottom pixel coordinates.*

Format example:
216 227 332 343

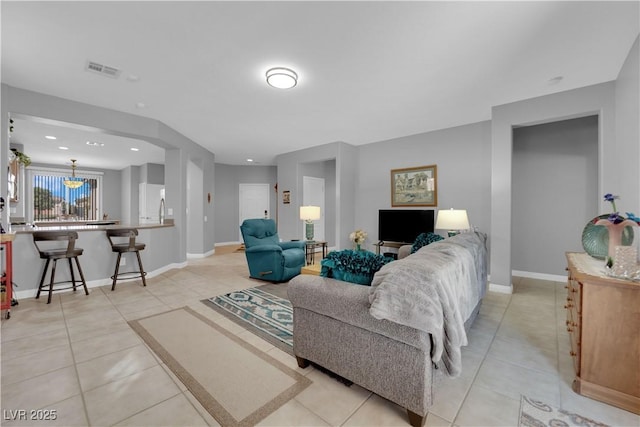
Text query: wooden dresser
565 252 640 414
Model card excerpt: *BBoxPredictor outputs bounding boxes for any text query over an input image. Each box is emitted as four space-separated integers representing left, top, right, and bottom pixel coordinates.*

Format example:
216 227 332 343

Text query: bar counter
9 223 180 299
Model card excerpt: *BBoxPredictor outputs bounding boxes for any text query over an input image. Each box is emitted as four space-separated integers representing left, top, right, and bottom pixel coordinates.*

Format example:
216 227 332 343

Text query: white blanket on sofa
369 232 485 377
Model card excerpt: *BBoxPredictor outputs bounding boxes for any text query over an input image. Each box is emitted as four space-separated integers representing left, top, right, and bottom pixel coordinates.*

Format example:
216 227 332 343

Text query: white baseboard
215 241 242 246
489 283 513 294
187 248 215 259
512 270 567 283
13 261 189 300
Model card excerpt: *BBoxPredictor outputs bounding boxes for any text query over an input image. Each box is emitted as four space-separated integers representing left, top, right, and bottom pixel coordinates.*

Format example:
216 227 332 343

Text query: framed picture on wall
283 190 291 204
391 164 437 207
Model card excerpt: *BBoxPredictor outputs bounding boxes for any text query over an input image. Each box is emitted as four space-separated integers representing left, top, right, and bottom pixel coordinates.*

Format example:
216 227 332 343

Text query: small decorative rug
129 307 310 427
519 395 610 427
203 285 294 355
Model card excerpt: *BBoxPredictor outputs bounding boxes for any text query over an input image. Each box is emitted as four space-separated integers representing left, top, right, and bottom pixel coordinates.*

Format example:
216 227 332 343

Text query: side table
304 241 327 265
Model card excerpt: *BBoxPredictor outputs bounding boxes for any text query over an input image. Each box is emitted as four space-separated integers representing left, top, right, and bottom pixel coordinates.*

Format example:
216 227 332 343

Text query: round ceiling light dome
266 67 298 89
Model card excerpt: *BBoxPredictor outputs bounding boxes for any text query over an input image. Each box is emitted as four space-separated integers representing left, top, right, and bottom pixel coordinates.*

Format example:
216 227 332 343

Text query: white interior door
302 176 325 241
239 183 270 241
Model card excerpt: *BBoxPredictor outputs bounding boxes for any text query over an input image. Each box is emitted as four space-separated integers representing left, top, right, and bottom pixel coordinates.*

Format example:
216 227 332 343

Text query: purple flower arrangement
599 193 640 225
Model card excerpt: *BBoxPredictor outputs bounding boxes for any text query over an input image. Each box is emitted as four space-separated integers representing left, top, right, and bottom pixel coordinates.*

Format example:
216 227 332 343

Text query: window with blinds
27 167 103 222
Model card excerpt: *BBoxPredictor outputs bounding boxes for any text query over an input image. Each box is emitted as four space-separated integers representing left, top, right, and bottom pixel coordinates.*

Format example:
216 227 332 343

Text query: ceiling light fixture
58 146 69 150
130 147 139 152
86 141 104 147
266 67 298 89
45 135 57 140
63 159 84 189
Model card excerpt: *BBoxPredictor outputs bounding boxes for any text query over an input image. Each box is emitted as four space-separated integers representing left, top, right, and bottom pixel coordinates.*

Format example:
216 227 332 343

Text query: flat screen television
378 209 435 244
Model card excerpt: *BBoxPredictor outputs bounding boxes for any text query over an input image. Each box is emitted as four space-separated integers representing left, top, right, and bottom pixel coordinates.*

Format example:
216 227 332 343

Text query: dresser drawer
565 252 640 414
567 276 582 314
565 271 582 376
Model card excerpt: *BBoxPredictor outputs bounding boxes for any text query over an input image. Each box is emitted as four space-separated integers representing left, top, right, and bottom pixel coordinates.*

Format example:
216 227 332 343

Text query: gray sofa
288 232 487 427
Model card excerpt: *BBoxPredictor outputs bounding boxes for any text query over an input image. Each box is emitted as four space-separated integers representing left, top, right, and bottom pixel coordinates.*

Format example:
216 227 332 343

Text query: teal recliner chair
240 218 306 282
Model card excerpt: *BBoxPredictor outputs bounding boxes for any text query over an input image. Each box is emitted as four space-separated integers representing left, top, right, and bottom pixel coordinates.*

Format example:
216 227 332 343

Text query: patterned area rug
519 396 610 427
203 286 294 355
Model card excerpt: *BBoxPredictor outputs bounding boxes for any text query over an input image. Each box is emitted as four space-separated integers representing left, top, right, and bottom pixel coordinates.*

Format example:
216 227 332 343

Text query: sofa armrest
398 244 412 259
288 275 429 350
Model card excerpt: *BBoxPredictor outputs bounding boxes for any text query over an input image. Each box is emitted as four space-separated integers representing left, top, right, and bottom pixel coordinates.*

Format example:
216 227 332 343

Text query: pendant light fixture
63 159 84 189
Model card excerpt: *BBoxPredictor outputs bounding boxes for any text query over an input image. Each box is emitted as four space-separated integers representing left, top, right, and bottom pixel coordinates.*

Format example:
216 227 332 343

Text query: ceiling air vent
85 61 121 79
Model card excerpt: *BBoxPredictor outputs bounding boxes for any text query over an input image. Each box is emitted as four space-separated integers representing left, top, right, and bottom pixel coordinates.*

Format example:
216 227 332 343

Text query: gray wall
615 36 639 217
356 122 492 251
512 116 598 276
3 35 637 279
491 36 638 288
187 160 204 254
140 163 165 185
1 84 216 263
299 159 337 246
102 168 122 221
491 82 617 290
324 160 336 247
214 163 277 243
276 142 357 248
119 165 138 224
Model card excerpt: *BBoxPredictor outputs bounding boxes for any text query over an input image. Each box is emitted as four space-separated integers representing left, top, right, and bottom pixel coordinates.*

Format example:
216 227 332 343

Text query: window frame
26 166 104 223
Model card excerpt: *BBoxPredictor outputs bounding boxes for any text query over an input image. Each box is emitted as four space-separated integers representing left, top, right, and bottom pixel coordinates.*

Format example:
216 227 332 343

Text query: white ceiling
2 1 639 167
9 117 165 170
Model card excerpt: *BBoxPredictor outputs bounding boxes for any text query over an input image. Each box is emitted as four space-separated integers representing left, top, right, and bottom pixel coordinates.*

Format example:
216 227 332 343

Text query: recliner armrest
245 244 283 253
279 241 305 250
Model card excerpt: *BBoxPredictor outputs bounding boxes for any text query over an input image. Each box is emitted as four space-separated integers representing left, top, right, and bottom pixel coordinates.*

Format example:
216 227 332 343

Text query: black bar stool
106 228 147 291
32 230 89 304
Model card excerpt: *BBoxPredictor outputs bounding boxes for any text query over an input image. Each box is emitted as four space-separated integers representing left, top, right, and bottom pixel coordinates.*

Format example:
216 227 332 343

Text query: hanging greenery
10 148 31 167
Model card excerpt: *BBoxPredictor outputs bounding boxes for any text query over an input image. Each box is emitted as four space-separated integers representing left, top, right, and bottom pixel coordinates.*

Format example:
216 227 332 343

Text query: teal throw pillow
320 249 394 286
410 232 444 254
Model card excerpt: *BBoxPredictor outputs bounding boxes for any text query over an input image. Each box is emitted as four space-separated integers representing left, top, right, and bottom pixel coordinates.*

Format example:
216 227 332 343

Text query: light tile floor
1 250 639 426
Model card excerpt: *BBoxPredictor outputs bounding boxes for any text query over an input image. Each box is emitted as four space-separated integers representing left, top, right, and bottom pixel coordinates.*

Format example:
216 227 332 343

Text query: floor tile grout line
109 392 184 426
292 390 352 427
59 292 92 426
338 392 375 427
482 352 562 378
451 282 512 426
180 390 219 427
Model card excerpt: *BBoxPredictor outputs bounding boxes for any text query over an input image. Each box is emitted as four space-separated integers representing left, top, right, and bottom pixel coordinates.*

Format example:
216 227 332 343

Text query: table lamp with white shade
435 209 470 237
300 206 321 241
